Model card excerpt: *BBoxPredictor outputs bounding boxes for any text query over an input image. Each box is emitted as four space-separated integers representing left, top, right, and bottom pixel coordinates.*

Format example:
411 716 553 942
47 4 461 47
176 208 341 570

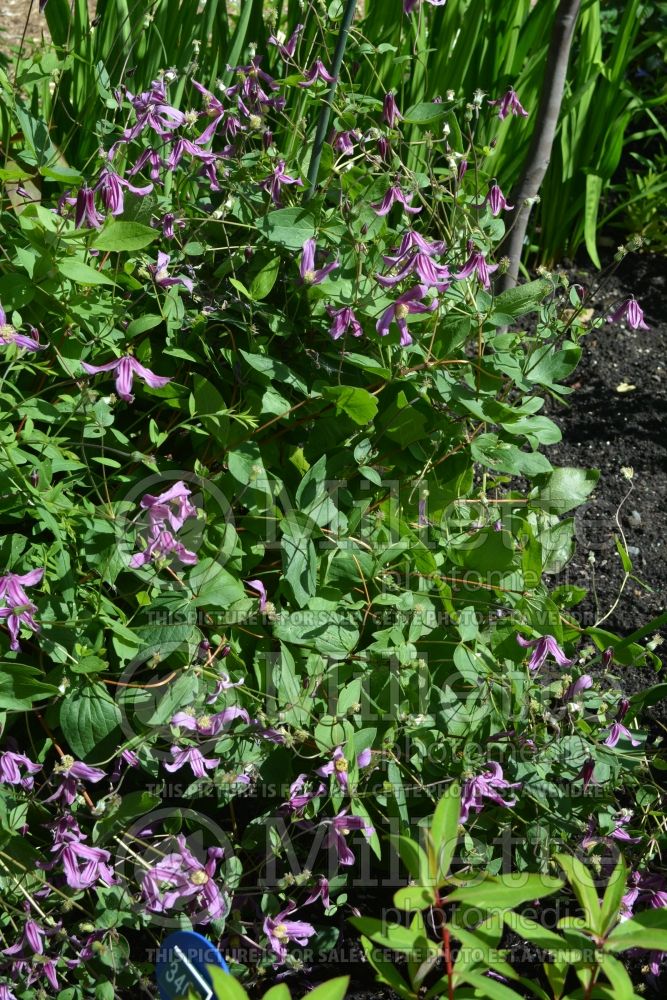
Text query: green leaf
91 221 158 252
190 560 246 608
259 207 318 249
359 936 412 1000
307 976 350 1000
458 971 525 1000
614 534 633 573
606 907 667 953
584 173 603 269
555 853 601 933
429 783 460 883
249 256 280 300
446 873 563 910
0 274 34 309
600 856 628 934
493 279 551 317
126 314 163 338
321 386 378 425
597 953 635 1000
207 967 249 1000
403 101 449 125
394 884 437 910
349 917 426 954
58 258 115 285
0 663 59 710
59 682 122 760
534 467 599 515
388 834 431 883
503 911 566 954
280 511 318 607
261 987 290 1000
273 605 359 658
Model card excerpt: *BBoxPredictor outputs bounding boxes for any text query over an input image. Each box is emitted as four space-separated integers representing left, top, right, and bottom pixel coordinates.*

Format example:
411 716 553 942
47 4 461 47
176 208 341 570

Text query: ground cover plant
0 2 665 999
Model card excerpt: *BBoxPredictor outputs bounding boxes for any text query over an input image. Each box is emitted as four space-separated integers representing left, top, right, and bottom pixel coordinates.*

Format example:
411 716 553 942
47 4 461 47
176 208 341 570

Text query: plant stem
305 0 357 200
434 889 454 1000
498 0 582 289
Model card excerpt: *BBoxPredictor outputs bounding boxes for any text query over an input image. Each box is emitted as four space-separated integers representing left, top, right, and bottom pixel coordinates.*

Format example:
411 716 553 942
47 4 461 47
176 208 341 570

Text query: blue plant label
156 930 230 1000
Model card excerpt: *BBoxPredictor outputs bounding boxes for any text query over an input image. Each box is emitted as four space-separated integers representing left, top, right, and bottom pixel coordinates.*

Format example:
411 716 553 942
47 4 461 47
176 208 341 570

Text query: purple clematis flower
281 774 326 813
326 305 363 340
0 566 44 651
191 80 226 145
58 840 116 891
205 671 244 704
576 758 597 790
299 238 339 285
454 250 499 290
129 525 198 568
81 354 171 403
489 87 529 120
126 147 164 181
0 751 41 790
581 811 641 849
316 746 372 791
322 808 374 866
95 166 153 216
460 762 520 824
268 24 304 61
164 745 219 779
603 699 641 748
74 186 104 229
264 901 316 961
377 251 450 291
315 747 371 791
334 130 360 155
516 633 572 671
141 835 228 924
3 921 45 957
376 284 438 346
383 92 402 128
140 482 198 532
372 185 421 217
563 674 593 702
44 756 106 806
160 212 185 240
246 579 268 611
122 78 186 142
148 252 194 292
383 231 447 266
305 876 331 909
260 159 303 206
171 707 250 738
0 305 46 353
486 183 514 216
607 297 649 330
299 60 335 87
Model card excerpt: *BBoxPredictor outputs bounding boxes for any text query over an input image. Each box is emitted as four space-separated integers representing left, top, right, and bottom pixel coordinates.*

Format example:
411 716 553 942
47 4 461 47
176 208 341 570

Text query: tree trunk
497 0 582 291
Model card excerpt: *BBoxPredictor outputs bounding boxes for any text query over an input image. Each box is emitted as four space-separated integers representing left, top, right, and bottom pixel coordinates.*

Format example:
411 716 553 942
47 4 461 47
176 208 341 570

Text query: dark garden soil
546 252 667 730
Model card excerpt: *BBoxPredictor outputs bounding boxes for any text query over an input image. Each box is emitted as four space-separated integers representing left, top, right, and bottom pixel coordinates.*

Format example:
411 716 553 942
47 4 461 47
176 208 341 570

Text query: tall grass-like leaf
583 172 603 268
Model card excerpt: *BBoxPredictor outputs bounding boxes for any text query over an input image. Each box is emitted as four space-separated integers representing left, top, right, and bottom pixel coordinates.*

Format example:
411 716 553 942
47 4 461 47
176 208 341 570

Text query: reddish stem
434 889 454 1000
